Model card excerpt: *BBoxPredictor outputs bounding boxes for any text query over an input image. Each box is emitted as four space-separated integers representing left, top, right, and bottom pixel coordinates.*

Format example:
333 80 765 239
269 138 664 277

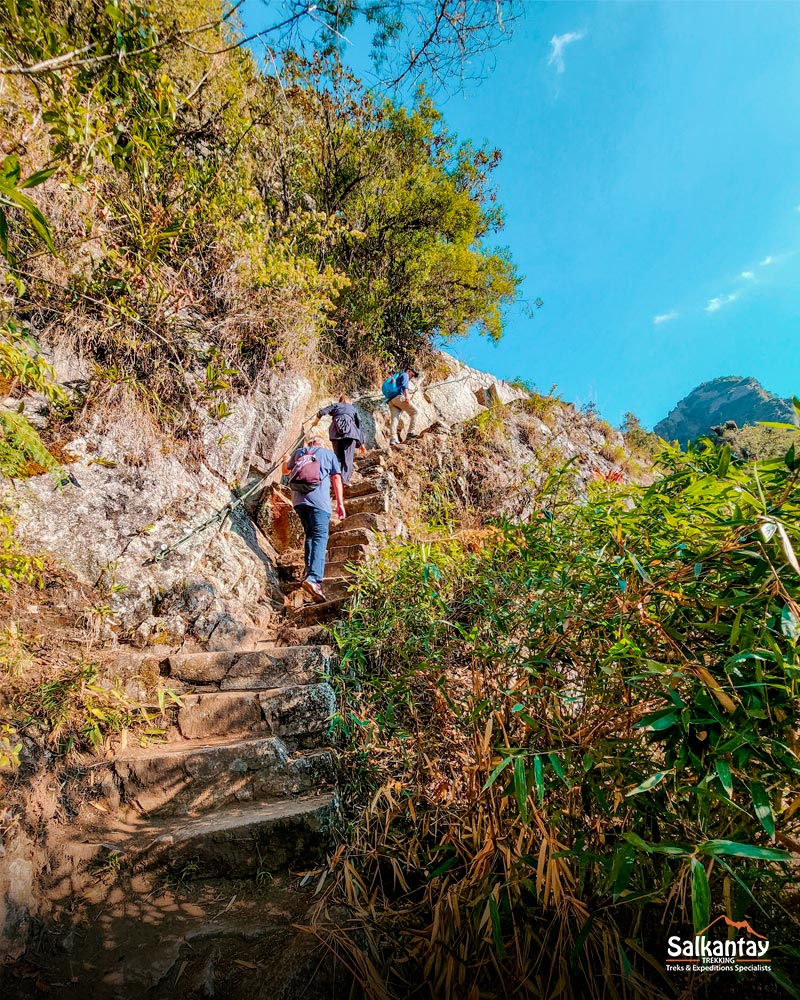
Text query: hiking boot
389 437 401 446
302 579 327 603
406 432 420 440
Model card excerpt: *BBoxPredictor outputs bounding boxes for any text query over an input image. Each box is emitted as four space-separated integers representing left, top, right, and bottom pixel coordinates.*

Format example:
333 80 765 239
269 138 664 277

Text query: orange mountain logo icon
696 915 767 939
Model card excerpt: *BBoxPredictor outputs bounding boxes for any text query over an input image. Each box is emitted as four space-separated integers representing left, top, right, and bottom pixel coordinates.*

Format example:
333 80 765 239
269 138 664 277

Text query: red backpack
287 447 322 494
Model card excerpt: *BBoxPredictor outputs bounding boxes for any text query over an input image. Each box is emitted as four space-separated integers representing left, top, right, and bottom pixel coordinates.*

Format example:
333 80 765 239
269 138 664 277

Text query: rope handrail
143 422 310 565
142 371 491 565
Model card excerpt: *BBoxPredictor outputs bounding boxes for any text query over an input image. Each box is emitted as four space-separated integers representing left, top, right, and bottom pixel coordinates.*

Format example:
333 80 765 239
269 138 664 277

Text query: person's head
405 366 419 379
338 394 352 404
306 432 325 448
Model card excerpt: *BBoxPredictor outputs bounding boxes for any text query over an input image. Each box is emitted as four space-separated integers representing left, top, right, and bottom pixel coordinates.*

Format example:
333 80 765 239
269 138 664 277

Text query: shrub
316 427 800 998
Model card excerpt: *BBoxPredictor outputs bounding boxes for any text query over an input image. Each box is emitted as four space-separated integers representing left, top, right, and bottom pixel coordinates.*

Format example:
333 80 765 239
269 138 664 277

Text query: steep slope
1 358 653 988
654 375 795 444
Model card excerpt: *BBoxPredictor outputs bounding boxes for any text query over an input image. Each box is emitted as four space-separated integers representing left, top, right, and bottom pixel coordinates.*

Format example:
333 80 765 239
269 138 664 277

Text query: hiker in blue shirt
282 433 345 603
311 394 366 485
387 366 420 445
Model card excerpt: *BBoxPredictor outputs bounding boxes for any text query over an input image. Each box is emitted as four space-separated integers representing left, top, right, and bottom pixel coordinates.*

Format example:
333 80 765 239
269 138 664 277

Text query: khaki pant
389 395 419 440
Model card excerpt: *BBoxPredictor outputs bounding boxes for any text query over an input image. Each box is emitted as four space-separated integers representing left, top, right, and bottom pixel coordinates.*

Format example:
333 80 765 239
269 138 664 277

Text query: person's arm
331 474 345 520
354 411 366 451
283 450 297 475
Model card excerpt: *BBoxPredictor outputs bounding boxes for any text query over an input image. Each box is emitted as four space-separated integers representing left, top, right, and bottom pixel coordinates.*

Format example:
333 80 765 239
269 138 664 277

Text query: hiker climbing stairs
279 449 399 626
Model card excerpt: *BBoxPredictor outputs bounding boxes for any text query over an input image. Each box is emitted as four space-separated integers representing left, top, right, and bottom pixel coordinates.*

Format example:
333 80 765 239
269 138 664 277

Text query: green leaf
769 966 800 1000
698 840 788 861
0 155 21 184
514 755 528 823
781 606 800 642
717 444 731 477
533 754 544 806
483 755 512 791
19 165 58 189
634 708 677 731
625 770 670 797
611 843 635 901
626 550 653 584
749 781 775 838
622 832 689 856
691 858 710 937
488 894 505 957
0 184 55 253
548 752 569 787
715 760 733 799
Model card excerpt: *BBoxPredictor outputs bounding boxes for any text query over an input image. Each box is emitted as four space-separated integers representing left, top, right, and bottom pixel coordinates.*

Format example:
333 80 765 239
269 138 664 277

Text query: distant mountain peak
654 376 794 444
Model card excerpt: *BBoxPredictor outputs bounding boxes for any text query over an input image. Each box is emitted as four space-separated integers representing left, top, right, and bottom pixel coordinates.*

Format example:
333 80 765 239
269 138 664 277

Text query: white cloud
653 311 679 325
705 292 740 313
740 270 755 280
760 255 775 266
548 31 586 74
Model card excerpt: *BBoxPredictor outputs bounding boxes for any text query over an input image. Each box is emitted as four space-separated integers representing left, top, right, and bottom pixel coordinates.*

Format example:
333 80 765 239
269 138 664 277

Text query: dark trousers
332 438 358 485
295 505 330 583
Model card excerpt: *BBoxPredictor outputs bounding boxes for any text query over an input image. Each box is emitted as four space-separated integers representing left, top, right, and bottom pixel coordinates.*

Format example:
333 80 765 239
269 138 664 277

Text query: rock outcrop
5 342 313 638
654 375 795 445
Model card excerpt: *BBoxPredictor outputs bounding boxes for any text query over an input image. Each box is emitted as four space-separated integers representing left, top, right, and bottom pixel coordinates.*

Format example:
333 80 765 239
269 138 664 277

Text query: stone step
274 623 330 647
316 579 350 603
326 543 373 565
330 511 392 536
75 737 335 819
176 683 335 744
74 794 338 878
278 557 358 584
166 644 333 689
293 598 348 627
343 492 389 516
326 527 374 549
343 479 385 499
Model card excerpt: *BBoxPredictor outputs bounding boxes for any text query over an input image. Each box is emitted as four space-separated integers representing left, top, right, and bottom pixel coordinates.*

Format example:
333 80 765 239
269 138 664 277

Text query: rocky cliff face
654 375 795 444
4 350 524 649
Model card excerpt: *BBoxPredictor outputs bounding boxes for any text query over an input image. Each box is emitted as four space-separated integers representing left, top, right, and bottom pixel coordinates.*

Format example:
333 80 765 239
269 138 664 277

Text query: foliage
0 510 44 590
316 415 800 998
0 157 66 477
285 70 520 380
11 660 180 753
711 421 797 462
1 0 521 420
622 411 663 459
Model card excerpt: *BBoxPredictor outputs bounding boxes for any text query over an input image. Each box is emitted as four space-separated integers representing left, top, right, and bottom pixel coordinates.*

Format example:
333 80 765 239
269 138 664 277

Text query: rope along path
143 424 309 566
143 373 484 565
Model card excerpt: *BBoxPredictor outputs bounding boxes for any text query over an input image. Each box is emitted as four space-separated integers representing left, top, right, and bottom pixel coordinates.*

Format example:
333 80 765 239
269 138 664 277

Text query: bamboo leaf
533 754 544 807
514 755 528 823
698 840 788 861
749 781 775 838
691 858 710 937
625 770 670 797
482 755 512 791
488 895 505 957
715 761 733 799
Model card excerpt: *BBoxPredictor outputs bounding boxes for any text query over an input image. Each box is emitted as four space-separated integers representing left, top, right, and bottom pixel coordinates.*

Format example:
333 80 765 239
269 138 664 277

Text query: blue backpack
381 373 401 401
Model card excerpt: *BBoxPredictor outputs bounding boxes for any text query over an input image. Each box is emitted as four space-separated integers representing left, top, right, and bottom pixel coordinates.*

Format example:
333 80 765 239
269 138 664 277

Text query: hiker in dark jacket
312 395 366 485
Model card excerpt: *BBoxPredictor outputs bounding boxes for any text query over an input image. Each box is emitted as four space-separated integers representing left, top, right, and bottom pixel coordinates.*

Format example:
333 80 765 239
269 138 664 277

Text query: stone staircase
63 642 339 882
5 451 399 998
57 452 395 890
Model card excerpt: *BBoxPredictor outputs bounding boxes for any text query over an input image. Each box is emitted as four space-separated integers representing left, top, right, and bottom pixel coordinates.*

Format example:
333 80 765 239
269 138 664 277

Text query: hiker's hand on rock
359 445 367 455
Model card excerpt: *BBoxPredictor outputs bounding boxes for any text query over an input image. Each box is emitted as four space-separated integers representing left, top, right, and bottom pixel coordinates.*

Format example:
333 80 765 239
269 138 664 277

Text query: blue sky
242 2 800 428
